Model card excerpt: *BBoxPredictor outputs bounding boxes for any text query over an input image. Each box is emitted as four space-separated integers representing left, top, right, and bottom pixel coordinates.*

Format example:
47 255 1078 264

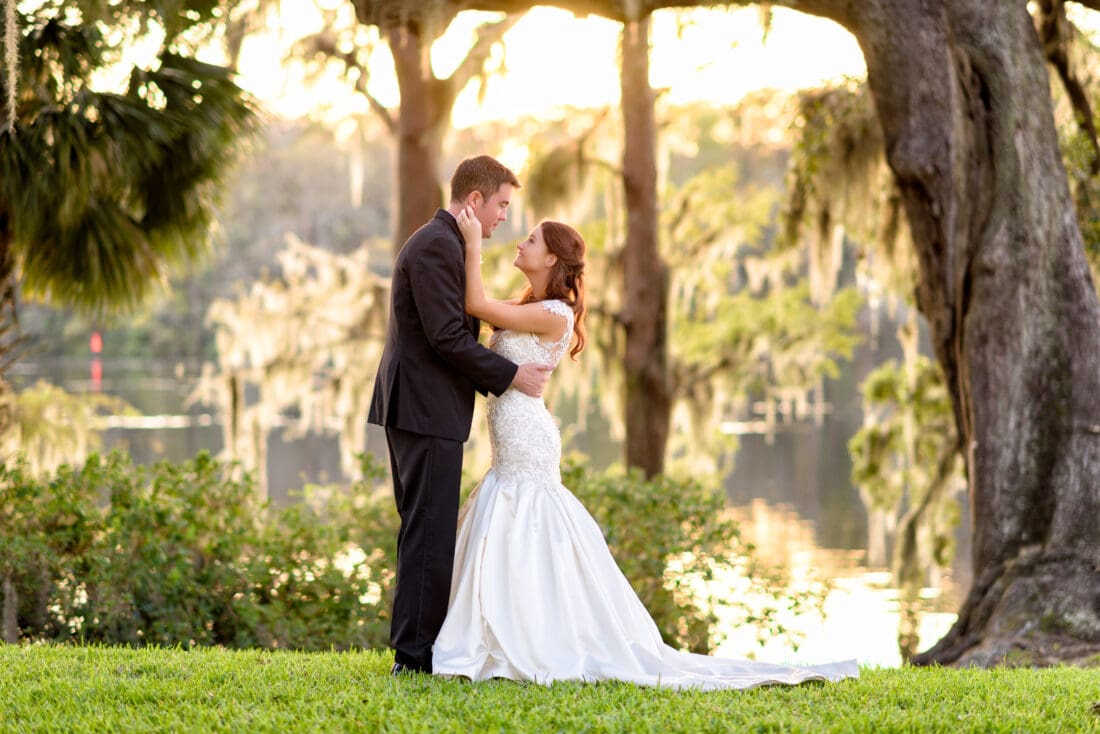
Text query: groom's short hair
450 155 521 203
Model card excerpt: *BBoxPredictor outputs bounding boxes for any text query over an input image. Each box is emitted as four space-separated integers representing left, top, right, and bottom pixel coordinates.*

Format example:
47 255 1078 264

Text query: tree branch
1038 0 1100 173
465 0 844 23
223 0 283 72
584 301 623 326
449 13 522 90
672 355 734 395
296 30 397 134
356 1 852 28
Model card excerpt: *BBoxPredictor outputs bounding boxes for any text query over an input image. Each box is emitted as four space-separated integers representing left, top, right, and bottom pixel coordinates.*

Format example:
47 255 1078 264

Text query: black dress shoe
390 662 426 675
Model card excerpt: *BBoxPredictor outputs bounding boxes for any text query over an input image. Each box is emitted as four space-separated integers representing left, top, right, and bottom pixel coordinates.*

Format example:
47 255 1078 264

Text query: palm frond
0 13 259 315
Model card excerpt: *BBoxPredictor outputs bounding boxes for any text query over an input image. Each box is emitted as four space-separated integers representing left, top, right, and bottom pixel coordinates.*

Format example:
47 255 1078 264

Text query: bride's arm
457 207 569 342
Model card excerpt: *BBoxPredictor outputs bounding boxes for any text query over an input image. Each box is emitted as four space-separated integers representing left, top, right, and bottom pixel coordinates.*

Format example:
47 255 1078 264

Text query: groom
368 155 551 675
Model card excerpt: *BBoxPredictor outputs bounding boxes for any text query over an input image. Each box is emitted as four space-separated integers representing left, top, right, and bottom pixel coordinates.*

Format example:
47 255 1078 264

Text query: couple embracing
367 155 858 690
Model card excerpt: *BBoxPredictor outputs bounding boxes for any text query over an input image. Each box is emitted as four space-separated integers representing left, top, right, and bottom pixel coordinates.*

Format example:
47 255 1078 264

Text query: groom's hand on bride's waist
511 363 553 397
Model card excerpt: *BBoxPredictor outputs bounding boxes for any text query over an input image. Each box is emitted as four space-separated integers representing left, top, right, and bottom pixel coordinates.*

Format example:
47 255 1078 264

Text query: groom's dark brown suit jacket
368 209 516 440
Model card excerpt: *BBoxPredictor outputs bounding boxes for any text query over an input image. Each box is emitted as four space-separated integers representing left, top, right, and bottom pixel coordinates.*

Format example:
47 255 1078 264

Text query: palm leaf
0 13 259 315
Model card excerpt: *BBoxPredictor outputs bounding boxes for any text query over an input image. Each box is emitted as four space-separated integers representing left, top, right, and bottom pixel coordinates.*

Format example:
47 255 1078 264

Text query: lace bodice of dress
485 299 574 482
487 299 574 368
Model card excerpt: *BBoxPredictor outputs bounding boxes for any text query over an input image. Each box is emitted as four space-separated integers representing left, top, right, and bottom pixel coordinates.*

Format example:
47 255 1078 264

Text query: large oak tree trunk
620 16 671 478
388 27 451 253
354 5 518 256
842 0 1100 666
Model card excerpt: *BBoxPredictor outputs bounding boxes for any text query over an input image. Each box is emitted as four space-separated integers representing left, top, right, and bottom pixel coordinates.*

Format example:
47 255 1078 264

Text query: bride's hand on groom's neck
457 205 483 250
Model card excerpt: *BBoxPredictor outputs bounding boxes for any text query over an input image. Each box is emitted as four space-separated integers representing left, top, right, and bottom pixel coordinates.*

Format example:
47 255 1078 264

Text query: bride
431 206 859 690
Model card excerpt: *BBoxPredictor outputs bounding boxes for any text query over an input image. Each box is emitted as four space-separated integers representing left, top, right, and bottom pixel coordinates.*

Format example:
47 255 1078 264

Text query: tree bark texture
0 225 23 432
2 573 17 643
352 4 518 256
842 0 1100 666
387 25 453 253
620 17 671 479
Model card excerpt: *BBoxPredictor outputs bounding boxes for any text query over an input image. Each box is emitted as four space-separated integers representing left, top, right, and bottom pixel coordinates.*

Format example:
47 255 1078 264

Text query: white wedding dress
432 300 859 690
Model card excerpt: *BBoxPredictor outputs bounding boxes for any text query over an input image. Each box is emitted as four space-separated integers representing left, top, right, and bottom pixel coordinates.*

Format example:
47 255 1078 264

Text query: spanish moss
2 0 15 129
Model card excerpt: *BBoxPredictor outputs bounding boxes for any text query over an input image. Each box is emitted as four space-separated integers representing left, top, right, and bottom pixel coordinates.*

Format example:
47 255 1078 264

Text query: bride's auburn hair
517 220 587 359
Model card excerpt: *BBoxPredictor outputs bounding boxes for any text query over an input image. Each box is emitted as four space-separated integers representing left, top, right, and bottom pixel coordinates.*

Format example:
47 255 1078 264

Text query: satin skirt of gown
431 303 859 690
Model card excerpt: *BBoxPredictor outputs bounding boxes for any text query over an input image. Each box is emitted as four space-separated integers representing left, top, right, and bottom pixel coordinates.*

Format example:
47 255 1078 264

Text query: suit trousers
385 425 464 672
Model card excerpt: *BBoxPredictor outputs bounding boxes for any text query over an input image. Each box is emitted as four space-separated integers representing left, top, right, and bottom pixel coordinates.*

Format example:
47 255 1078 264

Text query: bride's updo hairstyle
517 220 587 359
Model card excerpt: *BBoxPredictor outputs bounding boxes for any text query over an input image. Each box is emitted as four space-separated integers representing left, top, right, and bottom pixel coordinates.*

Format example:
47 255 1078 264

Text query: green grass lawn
1 645 1098 733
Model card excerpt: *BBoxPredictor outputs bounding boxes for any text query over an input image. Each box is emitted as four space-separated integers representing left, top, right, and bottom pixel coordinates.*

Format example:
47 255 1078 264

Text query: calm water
9 349 968 667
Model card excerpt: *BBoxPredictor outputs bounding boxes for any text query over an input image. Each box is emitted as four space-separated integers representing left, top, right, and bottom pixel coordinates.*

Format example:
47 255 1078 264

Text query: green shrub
1 451 820 654
0 455 101 641
563 459 826 654
0 450 398 650
242 460 398 650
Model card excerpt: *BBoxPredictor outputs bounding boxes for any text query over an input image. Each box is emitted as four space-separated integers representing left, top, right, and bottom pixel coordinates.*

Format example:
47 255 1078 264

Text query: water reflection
9 357 968 666
711 499 960 668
